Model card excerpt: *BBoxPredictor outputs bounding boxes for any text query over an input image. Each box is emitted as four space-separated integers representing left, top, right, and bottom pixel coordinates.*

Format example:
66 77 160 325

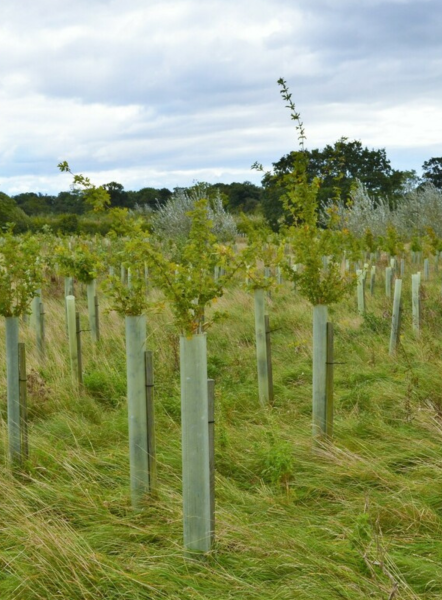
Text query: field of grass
1 262 442 599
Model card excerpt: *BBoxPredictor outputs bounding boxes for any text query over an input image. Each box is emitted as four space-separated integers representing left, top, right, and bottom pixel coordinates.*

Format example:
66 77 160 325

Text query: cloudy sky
1 0 441 196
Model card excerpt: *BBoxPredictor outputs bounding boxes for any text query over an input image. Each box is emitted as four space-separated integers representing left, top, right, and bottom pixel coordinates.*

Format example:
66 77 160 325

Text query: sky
1 0 441 196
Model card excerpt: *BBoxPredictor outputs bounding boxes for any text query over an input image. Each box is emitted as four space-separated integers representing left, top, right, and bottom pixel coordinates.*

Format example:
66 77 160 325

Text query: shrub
152 184 237 242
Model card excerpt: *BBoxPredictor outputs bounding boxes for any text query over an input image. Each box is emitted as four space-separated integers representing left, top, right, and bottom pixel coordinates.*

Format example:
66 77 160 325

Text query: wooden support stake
145 350 157 493
36 301 45 360
313 305 328 439
207 378 215 544
86 280 98 343
76 312 83 385
264 315 274 405
370 265 376 296
18 342 28 461
94 295 100 342
326 323 334 439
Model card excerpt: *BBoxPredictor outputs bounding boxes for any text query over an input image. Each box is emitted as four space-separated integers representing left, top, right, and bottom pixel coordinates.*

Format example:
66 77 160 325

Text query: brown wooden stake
76 312 83 384
145 350 157 493
207 378 215 543
326 322 334 439
18 342 28 461
94 295 100 342
38 301 45 360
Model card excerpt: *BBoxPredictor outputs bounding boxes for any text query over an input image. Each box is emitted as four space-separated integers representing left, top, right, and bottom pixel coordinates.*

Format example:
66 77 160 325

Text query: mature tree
0 192 29 231
52 190 85 214
127 187 172 210
102 182 132 208
13 192 53 216
210 181 262 213
261 138 410 229
422 157 442 189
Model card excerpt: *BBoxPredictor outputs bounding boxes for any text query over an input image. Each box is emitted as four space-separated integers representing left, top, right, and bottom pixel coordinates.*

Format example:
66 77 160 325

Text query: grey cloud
1 0 442 195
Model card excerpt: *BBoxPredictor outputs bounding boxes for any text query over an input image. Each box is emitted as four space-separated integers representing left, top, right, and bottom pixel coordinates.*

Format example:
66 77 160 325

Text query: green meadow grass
1 266 442 599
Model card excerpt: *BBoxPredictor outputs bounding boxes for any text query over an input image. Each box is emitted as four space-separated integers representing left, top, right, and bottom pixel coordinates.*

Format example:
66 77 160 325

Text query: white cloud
1 0 442 195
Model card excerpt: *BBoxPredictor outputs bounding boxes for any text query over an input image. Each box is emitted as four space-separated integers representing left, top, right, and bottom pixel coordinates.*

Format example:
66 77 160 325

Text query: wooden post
412 273 420 335
6 317 21 464
87 279 99 343
180 333 211 553
126 315 149 508
94 295 100 341
389 279 402 355
265 315 274 405
208 378 215 544
254 289 269 406
76 312 83 385
313 305 328 439
326 322 334 439
145 350 157 493
18 343 28 461
370 265 376 296
35 300 45 360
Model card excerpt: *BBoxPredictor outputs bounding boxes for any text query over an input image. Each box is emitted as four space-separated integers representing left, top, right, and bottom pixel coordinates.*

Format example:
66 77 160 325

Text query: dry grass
0 262 442 598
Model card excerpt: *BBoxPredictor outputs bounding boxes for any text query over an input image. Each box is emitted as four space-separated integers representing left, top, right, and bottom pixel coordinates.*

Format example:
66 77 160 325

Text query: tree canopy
261 138 412 229
422 157 442 189
0 192 29 232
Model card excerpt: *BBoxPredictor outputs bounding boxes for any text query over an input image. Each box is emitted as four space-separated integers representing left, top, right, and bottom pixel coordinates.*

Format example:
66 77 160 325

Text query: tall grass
0 261 442 598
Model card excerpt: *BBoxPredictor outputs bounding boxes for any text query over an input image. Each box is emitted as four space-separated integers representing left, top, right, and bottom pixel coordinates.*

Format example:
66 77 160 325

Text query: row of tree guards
1 251 432 555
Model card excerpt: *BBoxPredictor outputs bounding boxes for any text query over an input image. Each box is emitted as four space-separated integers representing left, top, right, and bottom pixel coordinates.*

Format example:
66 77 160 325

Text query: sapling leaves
57 161 111 212
0 232 43 317
274 78 353 305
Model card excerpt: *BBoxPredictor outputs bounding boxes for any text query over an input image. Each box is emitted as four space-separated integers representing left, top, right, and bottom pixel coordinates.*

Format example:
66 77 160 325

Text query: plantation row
1 210 439 555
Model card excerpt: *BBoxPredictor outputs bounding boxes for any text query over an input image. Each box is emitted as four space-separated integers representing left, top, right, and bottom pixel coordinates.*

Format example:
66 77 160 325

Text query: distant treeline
2 138 441 234
9 181 264 217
